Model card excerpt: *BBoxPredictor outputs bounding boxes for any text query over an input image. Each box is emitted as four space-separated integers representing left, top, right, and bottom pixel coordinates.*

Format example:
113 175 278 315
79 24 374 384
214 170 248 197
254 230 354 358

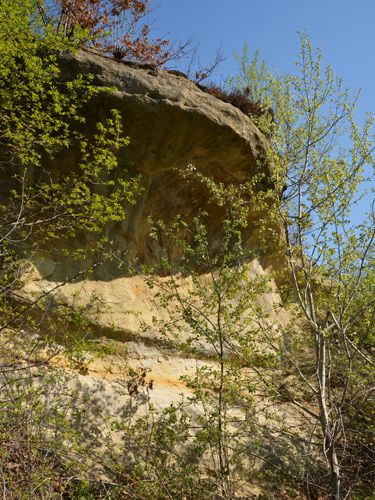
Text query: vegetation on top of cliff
197 83 275 133
36 0 225 81
37 0 172 65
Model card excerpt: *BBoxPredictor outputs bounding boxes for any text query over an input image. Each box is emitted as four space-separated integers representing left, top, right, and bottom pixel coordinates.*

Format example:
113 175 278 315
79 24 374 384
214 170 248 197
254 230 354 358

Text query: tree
37 0 226 77
106 164 283 499
128 33 375 499
230 32 375 499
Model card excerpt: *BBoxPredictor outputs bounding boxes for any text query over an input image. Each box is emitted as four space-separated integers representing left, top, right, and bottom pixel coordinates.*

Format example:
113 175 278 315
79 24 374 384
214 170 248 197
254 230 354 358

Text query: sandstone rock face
23 49 281 343
17 52 299 484
54 50 276 267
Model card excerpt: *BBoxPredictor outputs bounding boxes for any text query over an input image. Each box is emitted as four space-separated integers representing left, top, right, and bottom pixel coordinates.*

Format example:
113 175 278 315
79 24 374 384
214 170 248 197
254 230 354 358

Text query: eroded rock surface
15 52 299 473
58 49 269 178
23 49 281 343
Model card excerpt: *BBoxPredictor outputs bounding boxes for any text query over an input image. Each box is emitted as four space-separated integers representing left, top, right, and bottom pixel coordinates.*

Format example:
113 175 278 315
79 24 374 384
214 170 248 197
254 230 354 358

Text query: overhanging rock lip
57 49 271 178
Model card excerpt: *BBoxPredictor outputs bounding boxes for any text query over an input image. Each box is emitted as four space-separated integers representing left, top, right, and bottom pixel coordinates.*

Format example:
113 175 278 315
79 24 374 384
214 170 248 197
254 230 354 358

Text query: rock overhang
57 49 271 180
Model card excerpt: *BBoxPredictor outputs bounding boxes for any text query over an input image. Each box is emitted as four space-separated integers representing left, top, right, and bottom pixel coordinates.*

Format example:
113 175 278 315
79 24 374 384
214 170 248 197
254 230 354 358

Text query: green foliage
232 32 375 498
0 1 141 497
1 0 85 164
0 0 140 253
132 166 275 498
124 32 375 499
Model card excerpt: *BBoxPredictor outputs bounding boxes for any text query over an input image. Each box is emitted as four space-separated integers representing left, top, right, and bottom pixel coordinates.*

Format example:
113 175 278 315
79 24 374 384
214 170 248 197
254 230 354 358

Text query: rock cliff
24 48 281 342
16 51 298 490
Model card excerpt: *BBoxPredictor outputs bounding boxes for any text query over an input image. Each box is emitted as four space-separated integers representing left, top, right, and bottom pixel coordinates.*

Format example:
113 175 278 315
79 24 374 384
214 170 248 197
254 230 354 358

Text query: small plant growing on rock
198 84 275 134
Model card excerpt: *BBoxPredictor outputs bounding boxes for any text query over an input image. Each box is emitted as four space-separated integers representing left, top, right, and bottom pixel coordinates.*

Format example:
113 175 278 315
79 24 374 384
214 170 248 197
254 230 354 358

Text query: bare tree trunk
316 329 340 500
330 447 341 500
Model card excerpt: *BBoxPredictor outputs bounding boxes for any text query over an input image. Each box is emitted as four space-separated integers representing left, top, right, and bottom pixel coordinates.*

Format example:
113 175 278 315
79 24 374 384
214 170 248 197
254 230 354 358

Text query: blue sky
153 0 375 120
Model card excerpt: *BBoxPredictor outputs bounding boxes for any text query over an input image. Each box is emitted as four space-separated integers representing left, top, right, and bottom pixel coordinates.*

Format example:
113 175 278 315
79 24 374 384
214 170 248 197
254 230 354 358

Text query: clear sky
152 0 375 120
